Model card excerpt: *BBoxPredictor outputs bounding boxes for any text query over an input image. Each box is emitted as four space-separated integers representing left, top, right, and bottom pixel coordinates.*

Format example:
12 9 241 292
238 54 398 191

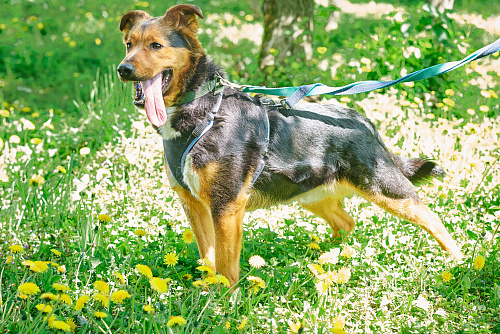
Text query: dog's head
117 5 204 127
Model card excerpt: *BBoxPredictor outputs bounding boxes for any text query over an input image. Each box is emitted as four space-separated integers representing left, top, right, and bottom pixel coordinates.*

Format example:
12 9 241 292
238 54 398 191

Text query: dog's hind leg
356 173 464 261
300 196 355 237
174 187 216 267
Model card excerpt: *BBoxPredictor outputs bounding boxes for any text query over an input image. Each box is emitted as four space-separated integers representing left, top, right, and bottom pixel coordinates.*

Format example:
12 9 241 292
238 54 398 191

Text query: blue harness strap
240 37 500 109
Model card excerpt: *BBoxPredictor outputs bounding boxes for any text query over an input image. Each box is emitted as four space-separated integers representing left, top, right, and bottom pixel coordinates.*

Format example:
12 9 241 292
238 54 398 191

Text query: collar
174 77 224 106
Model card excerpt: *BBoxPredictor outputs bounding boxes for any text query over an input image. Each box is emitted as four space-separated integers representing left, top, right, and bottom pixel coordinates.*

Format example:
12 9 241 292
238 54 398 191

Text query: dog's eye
126 42 132 51
151 42 163 50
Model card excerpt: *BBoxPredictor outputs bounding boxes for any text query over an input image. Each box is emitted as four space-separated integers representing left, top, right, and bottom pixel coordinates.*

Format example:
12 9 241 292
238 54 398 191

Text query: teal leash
236 37 500 109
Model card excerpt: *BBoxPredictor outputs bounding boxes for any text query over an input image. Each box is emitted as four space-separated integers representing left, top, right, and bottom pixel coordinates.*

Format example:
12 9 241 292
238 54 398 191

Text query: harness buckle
280 98 291 110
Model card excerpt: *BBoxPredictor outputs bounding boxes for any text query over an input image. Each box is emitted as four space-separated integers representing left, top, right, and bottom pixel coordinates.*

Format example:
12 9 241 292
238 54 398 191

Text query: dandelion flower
58 265 66 274
51 320 71 331
18 282 40 296
319 249 340 265
247 276 266 293
248 255 266 269
473 255 485 270
336 267 351 284
40 292 58 301
93 281 110 294
182 229 194 244
57 165 67 174
114 272 126 284
192 280 208 288
110 289 131 303
35 304 53 313
29 175 45 187
53 283 70 292
59 294 72 305
307 242 320 250
167 316 187 327
66 319 76 332
134 229 147 236
225 321 231 329
330 315 346 334
340 245 354 258
308 263 324 277
164 252 179 266
441 271 453 282
75 295 90 311
92 293 109 308
196 265 215 276
288 319 303 333
216 274 231 288
9 244 24 253
149 277 170 293
19 293 28 300
44 315 56 327
181 273 193 280
204 276 219 285
51 249 62 256
97 214 111 223
94 311 108 318
136 264 153 279
143 304 154 313
237 316 248 330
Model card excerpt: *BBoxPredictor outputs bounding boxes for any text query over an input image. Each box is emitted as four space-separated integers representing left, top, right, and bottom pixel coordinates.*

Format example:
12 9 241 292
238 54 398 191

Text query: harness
163 78 270 190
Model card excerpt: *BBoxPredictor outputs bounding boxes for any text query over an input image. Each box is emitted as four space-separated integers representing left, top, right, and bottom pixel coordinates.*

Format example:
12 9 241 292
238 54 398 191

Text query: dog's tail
390 153 445 185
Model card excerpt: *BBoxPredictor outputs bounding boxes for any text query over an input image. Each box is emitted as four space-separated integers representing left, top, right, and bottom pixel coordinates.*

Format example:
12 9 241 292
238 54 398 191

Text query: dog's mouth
133 68 172 127
133 68 173 108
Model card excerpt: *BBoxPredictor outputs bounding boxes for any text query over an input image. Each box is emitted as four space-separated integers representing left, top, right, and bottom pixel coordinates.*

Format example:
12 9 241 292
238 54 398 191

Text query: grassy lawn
1 0 499 333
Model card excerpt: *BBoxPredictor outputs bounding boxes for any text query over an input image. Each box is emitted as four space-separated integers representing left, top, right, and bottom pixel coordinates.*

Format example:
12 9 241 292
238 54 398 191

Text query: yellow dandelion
92 293 109 308
134 229 147 236
94 311 108 318
18 282 40 296
30 137 42 145
182 229 195 244
35 303 53 313
9 244 24 253
44 315 56 327
307 242 320 250
308 263 325 277
315 278 331 295
114 272 126 284
51 320 70 331
182 273 193 280
57 165 67 174
216 274 231 288
95 38 102 45
473 255 485 270
19 293 28 300
336 267 351 284
317 47 327 54
149 277 170 294
288 319 303 333
445 89 454 96
167 316 187 327
489 90 498 99
340 245 354 258
192 280 208 288
443 98 455 107
225 321 231 329
29 175 45 187
204 276 219 285
51 249 62 256
75 295 90 311
110 289 131 303
248 255 266 269
67 318 76 332
247 276 266 293
97 214 111 222
136 264 153 279
33 261 49 273
196 265 215 276
60 294 72 305
237 316 248 330
441 271 453 282
330 315 346 334
93 280 109 294
40 292 58 301
52 283 70 291
163 252 179 266
480 90 491 98
143 304 155 313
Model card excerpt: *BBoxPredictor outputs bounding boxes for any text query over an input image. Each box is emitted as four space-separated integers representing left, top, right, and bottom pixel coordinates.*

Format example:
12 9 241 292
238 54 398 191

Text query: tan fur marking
301 197 356 237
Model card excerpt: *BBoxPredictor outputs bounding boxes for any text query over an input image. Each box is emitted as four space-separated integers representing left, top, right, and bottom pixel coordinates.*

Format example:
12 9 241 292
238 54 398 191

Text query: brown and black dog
117 4 463 285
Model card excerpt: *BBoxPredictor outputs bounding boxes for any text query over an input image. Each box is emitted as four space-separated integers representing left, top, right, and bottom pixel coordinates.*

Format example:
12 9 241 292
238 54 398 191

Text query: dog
117 4 463 285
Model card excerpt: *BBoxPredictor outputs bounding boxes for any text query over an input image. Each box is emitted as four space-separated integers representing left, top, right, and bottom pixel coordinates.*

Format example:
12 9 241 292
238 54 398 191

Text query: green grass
1 0 500 333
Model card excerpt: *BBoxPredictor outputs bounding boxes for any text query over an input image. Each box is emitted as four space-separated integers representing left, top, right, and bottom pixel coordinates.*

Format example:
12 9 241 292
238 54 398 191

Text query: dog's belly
246 181 355 211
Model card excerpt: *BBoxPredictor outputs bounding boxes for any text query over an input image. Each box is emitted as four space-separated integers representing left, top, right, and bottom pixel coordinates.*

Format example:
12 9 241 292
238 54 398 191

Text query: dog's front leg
174 187 216 267
212 193 249 286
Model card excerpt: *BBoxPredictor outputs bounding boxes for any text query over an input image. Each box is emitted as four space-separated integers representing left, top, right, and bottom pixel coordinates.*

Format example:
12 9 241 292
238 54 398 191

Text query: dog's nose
117 63 135 79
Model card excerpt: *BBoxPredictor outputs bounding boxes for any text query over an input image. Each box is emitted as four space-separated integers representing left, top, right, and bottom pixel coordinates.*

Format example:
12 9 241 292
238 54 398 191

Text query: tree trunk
258 0 314 71
428 0 454 13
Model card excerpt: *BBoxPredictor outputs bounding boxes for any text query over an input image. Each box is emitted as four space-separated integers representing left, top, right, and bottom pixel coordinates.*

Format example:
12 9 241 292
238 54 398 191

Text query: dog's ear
163 4 204 34
119 10 151 34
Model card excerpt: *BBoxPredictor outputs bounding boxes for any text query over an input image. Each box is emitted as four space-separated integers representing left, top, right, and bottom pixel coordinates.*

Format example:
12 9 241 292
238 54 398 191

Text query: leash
223 37 500 109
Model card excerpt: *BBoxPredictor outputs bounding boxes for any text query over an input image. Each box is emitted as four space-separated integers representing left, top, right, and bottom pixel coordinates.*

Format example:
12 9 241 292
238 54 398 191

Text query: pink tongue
142 73 167 127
